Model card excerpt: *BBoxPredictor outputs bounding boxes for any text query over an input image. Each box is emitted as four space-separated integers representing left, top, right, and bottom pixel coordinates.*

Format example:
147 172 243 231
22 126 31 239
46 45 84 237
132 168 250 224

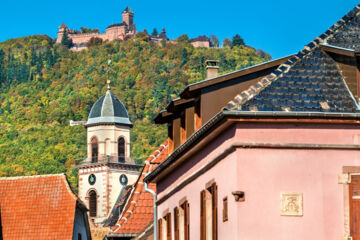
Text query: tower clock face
120 174 128 186
89 174 96 185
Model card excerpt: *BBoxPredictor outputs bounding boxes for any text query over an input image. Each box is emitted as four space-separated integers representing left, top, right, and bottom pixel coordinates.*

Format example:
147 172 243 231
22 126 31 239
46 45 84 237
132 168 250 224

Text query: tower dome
86 90 132 127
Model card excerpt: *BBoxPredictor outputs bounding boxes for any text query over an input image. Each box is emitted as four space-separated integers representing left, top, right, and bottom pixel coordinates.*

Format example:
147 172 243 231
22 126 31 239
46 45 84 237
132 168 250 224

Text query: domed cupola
86 90 132 127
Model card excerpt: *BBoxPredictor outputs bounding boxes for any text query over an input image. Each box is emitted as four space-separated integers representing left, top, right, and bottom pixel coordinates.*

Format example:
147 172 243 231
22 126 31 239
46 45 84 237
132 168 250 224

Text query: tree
87 37 103 47
0 49 5 84
231 34 245 48
177 34 190 43
136 31 150 42
80 27 99 33
61 31 73 48
151 28 158 37
210 35 219 47
222 38 232 48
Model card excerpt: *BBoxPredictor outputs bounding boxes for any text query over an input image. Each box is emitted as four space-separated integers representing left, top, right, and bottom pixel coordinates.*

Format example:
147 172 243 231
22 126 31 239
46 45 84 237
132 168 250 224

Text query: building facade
77 88 141 224
145 4 360 240
56 7 137 51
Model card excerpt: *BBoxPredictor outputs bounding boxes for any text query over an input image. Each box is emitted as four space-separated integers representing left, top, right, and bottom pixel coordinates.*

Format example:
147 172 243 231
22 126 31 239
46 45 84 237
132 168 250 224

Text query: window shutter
174 207 179 240
200 190 206 240
185 202 190 240
212 184 218 240
158 218 162 240
166 213 172 240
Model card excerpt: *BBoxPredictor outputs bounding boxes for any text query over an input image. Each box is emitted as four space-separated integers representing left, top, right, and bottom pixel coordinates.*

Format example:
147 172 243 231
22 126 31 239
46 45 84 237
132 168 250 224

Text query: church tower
77 85 141 224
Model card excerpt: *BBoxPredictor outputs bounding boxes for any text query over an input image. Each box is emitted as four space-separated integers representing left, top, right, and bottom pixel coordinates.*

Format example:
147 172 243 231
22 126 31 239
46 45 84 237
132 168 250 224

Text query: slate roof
123 6 134 14
106 22 127 29
0 174 84 240
227 4 360 113
60 23 67 29
190 35 210 43
108 141 168 236
103 185 132 227
87 89 132 126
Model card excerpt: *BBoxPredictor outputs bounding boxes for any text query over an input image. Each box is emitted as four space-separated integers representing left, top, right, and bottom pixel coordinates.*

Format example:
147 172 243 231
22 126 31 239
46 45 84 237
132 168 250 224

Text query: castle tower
77 85 141 224
122 6 134 26
56 23 68 44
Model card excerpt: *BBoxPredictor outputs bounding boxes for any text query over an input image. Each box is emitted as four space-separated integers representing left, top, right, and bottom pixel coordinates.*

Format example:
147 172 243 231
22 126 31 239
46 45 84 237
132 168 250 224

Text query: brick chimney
206 60 219 79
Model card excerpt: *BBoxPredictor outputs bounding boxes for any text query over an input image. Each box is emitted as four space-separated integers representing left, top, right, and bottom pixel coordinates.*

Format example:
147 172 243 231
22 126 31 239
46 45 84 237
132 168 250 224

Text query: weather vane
107 59 111 90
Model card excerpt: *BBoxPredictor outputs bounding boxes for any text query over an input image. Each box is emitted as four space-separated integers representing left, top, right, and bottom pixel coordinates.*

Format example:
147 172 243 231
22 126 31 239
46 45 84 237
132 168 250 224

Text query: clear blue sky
0 0 359 59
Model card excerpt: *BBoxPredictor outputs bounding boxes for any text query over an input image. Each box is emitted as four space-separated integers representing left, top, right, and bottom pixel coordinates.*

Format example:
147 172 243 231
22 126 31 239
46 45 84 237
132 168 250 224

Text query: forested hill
0 34 271 186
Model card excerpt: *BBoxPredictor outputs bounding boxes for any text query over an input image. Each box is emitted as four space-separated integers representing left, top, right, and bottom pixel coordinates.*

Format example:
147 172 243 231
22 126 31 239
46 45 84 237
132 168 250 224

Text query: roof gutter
144 110 360 183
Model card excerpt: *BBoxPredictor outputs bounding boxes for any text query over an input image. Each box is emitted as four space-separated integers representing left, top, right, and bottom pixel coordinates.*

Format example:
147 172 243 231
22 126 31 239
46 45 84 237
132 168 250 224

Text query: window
158 213 172 240
89 190 97 217
158 218 162 240
175 201 189 240
223 197 228 222
78 233 82 240
91 137 98 163
118 137 125 162
200 183 217 240
183 201 190 240
165 213 172 240
174 207 179 240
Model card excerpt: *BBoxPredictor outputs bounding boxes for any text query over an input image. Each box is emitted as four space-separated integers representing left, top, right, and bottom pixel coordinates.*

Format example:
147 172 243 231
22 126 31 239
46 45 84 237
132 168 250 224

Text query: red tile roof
110 141 168 235
0 174 83 240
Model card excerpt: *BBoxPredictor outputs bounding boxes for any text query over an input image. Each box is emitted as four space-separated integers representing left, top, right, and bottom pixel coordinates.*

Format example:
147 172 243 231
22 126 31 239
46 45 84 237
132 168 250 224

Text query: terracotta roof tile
0 174 80 240
110 140 168 235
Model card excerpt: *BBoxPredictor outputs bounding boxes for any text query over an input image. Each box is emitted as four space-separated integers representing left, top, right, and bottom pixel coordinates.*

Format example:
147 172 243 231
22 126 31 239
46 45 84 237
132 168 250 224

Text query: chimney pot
205 60 219 79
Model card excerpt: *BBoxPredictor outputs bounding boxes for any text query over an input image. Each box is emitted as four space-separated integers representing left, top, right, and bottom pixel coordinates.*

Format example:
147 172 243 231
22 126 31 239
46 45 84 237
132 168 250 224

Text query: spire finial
107 59 111 90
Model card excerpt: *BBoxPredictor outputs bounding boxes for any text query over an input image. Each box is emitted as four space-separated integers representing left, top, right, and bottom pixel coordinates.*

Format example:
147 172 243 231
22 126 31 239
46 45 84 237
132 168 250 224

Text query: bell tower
76 83 141 224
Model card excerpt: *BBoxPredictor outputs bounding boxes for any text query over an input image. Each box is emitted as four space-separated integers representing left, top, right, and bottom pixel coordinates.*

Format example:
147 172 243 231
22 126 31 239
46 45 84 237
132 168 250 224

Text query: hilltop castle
56 7 137 51
56 6 210 51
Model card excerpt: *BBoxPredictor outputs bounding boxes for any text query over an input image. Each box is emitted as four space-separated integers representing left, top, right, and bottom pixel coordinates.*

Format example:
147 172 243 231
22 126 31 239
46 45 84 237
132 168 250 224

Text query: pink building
145 4 360 240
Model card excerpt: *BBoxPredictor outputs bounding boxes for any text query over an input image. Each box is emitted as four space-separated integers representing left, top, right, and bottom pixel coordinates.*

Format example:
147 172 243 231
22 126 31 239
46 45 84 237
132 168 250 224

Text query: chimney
206 60 219 79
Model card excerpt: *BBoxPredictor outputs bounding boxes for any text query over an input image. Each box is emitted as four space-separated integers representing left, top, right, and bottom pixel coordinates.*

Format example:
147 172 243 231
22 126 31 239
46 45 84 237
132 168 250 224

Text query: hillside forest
0 34 271 188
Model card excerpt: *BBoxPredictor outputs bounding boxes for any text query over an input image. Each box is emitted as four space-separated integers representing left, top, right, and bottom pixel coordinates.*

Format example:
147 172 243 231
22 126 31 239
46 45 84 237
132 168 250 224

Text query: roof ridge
0 173 65 180
226 3 360 110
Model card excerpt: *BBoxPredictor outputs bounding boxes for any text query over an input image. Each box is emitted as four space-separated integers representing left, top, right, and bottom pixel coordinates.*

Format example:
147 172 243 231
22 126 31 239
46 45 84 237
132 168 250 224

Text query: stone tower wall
87 125 131 162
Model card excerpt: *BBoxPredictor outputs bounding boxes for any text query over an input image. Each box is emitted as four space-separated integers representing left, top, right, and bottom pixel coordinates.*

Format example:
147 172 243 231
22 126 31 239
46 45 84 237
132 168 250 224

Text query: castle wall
191 40 210 48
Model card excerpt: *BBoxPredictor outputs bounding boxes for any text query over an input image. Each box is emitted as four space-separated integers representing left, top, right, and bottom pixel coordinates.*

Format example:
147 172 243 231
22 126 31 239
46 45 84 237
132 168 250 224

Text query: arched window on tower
91 137 98 163
118 137 125 163
88 190 97 217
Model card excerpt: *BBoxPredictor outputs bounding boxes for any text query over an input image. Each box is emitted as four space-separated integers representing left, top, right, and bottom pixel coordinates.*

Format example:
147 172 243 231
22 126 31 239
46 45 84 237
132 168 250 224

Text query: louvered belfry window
118 137 125 163
91 137 98 163
89 190 97 217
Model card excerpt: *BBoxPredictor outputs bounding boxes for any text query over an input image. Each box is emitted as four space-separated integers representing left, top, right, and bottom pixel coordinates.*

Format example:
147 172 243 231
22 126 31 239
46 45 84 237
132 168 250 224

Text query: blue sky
0 0 359 59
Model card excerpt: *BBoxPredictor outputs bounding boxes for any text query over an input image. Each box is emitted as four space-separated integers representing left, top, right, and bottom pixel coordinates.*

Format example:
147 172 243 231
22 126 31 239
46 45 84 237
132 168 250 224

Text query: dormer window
118 137 125 163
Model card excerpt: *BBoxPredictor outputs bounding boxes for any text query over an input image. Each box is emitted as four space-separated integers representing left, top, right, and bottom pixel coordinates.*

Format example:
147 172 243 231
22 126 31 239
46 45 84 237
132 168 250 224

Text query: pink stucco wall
156 122 360 239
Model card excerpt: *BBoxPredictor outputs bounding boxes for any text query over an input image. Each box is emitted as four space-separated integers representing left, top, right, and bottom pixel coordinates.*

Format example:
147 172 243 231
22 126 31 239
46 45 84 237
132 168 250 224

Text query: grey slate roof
107 22 127 29
87 90 132 126
103 185 132 227
227 4 360 113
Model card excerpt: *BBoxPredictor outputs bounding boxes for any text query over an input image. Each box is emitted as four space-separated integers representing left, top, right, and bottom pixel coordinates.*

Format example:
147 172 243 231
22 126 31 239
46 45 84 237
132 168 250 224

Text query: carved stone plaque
280 192 303 216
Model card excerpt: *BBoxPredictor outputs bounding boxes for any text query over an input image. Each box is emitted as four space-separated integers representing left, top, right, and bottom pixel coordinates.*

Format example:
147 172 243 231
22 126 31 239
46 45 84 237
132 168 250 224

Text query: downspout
144 181 157 240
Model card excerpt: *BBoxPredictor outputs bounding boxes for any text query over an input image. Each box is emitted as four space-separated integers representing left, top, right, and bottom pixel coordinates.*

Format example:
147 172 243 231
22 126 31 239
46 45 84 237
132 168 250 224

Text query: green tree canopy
231 34 245 48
